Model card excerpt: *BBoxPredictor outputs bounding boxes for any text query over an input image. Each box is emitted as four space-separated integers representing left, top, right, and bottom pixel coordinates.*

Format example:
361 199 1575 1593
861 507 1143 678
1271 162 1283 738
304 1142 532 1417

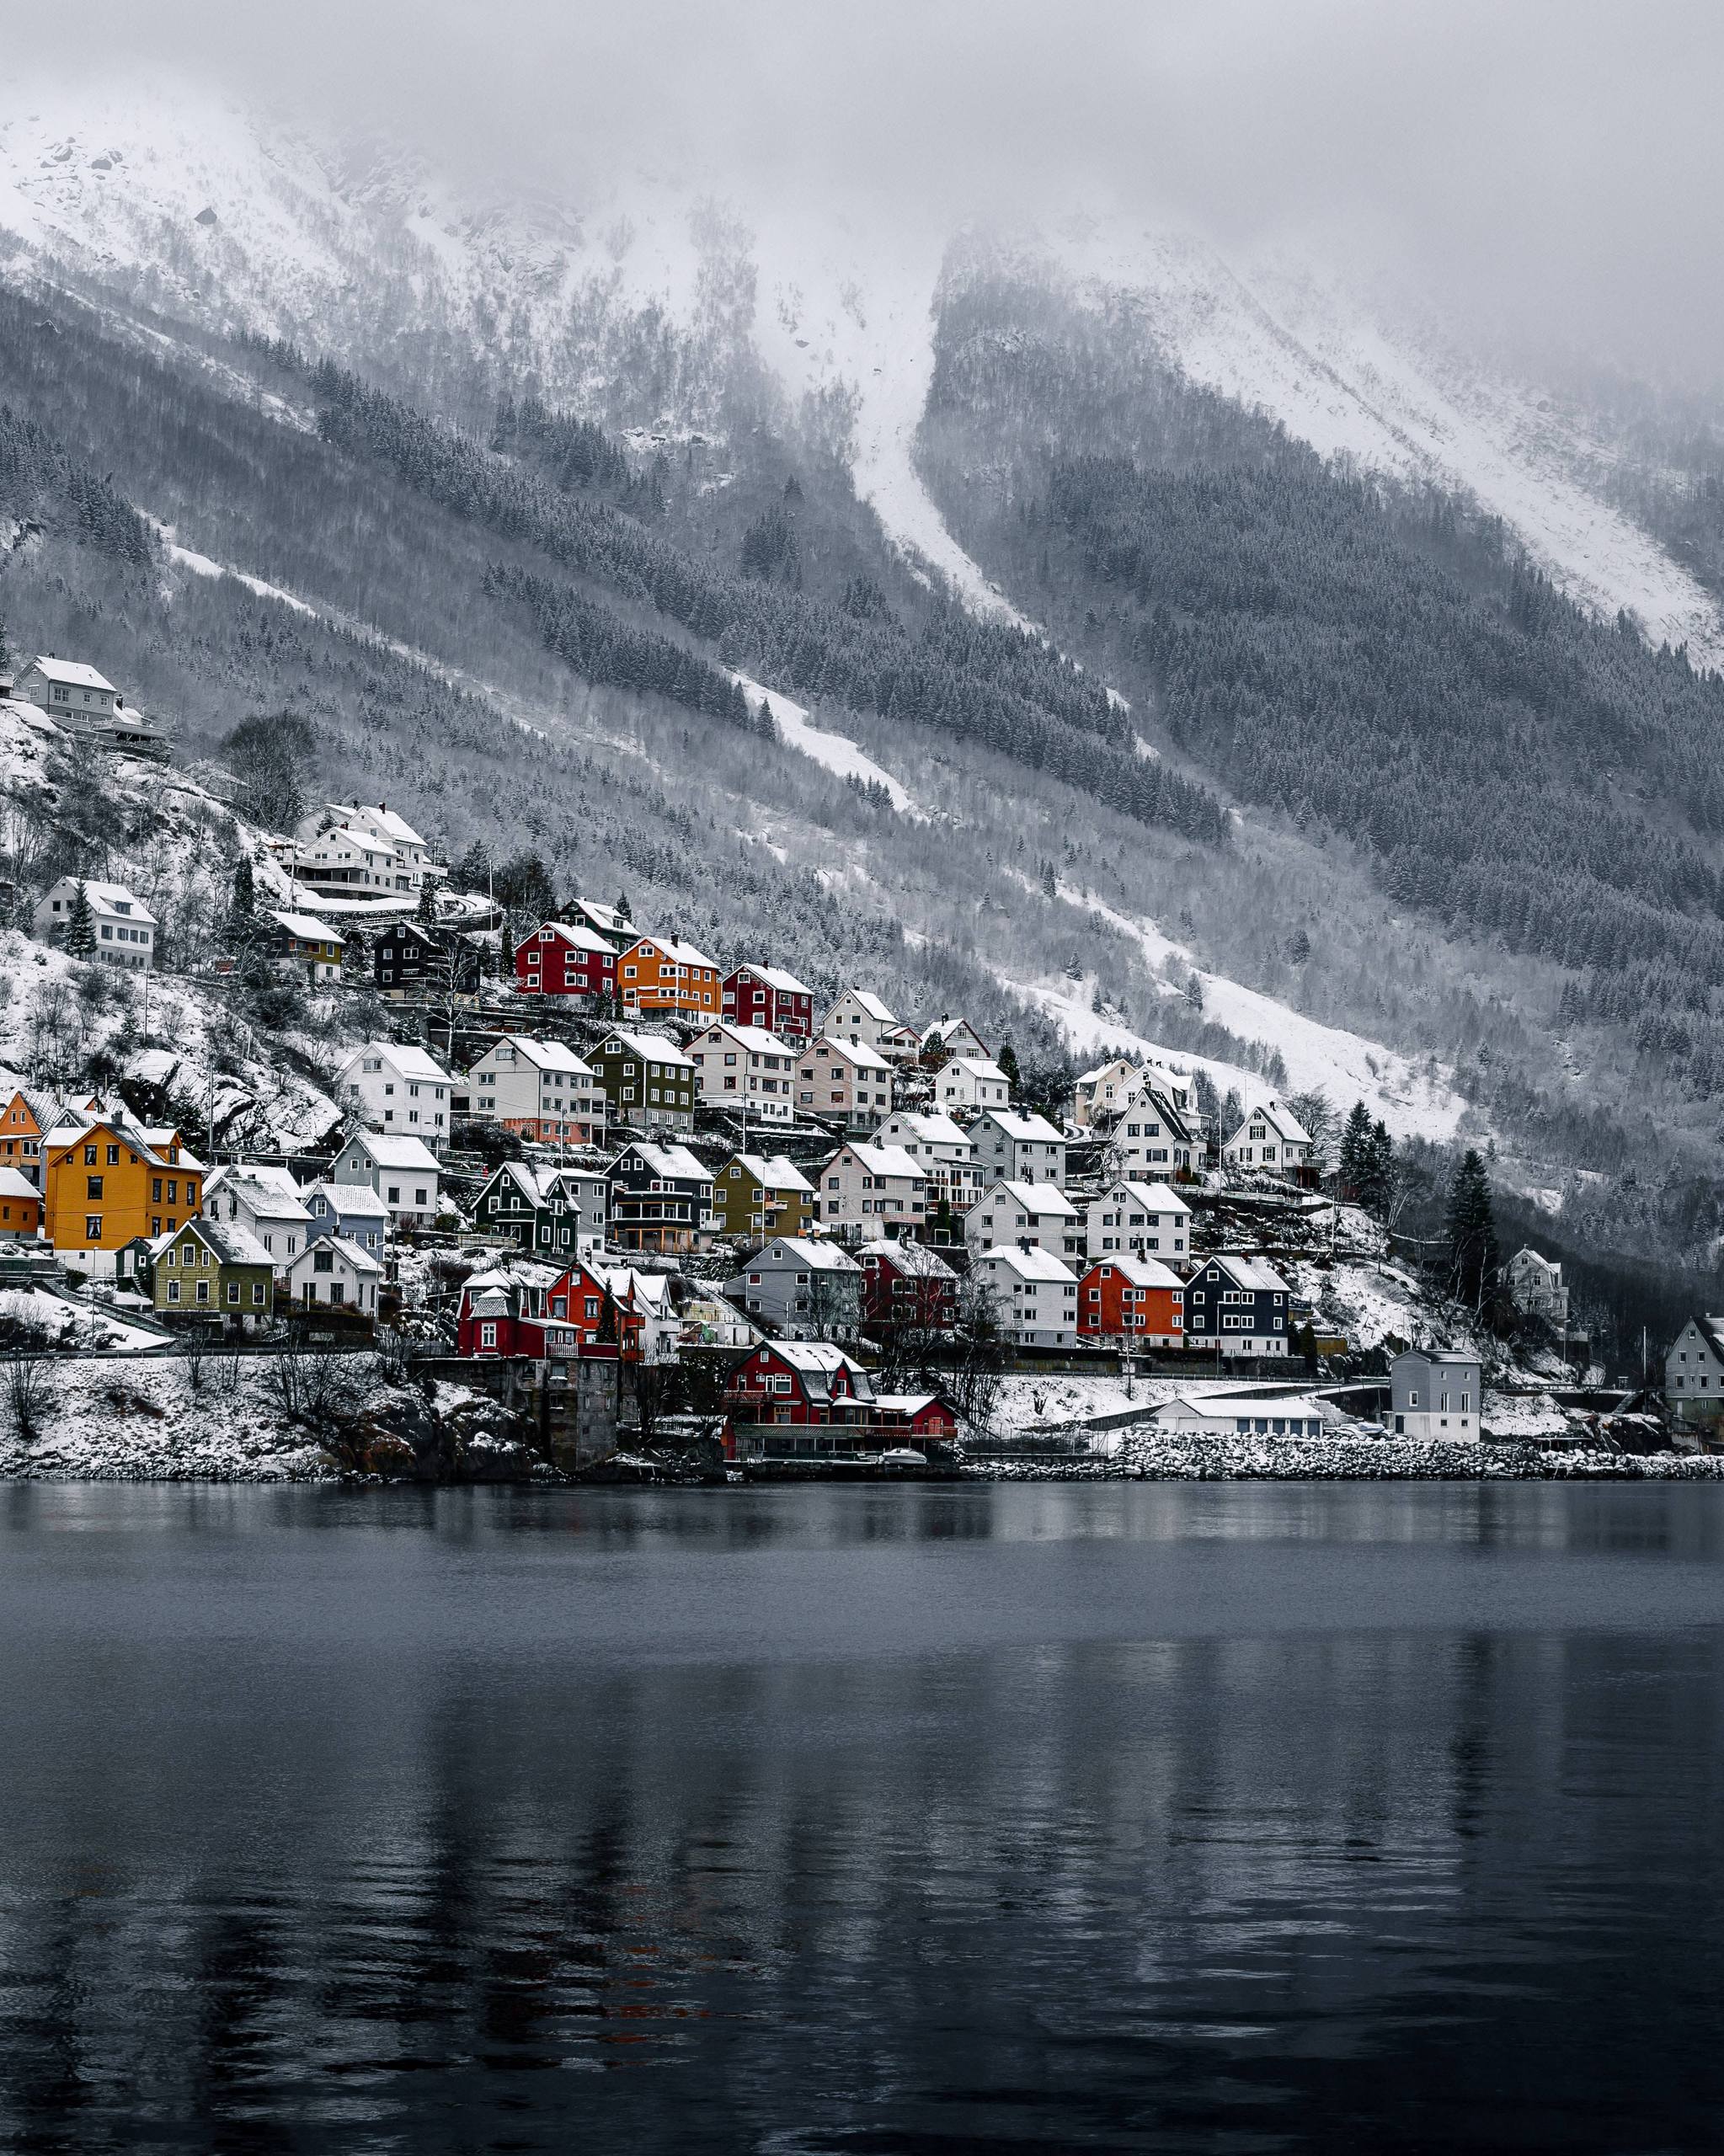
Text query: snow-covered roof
343 1042 451 1085
943 1057 1008 1082
617 1142 710 1182
46 878 155 924
761 1236 861 1271
1228 1098 1312 1146
489 1036 595 1075
24 656 117 691
979 1111 1064 1143
974 1245 1077 1283
1198 1253 1292 1293
291 1234 384 1277
856 1237 957 1278
626 932 716 968
0 1166 38 1199
1081 1252 1183 1289
302 1178 391 1217
1096 1178 1192 1215
768 1341 868 1375
1392 1347 1481 1369
882 1111 969 1148
600 1031 696 1068
732 963 813 995
693 1022 797 1056
532 919 616 953
334 802 425 847
345 1132 440 1171
1155 1390 1330 1422
813 1034 893 1070
166 1217 273 1268
213 1170 312 1223
270 910 344 943
729 1152 815 1192
839 1143 926 1180
923 1016 987 1049
974 1178 1079 1215
304 825 398 859
832 988 898 1023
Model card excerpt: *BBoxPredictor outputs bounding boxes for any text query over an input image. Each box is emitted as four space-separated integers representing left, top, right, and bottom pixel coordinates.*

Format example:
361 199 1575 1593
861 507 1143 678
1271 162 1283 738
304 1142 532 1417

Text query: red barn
515 921 617 1001
721 963 816 1043
1079 1254 1185 1347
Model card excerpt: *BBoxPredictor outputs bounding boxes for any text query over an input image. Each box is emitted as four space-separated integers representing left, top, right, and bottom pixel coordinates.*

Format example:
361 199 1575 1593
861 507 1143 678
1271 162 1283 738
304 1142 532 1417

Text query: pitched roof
979 1111 1063 1143
343 1042 451 1084
616 1141 711 1182
1228 1098 1313 1146
729 1152 815 1193
1097 1178 1192 1215
1081 1252 1183 1289
856 1237 957 1277
943 1056 1008 1082
693 1022 797 1055
46 878 155 923
974 1178 1079 1215
761 1236 862 1272
975 1244 1077 1283
214 1170 313 1224
625 932 716 969
599 1030 696 1068
291 1235 383 1277
923 1015 987 1049
1197 1253 1292 1293
882 1111 970 1148
810 1034 892 1070
344 1131 440 1171
476 1034 594 1075
833 989 898 1023
531 919 616 954
302 1178 391 1217
770 1341 868 1375
165 1216 272 1267
338 802 425 846
26 656 116 691
839 1143 926 1180
731 963 813 995
270 910 345 944
0 1166 39 1199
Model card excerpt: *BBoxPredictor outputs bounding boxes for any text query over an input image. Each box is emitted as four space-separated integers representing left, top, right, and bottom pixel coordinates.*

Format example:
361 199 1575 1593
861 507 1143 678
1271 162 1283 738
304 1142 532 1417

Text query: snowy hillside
8 74 1712 661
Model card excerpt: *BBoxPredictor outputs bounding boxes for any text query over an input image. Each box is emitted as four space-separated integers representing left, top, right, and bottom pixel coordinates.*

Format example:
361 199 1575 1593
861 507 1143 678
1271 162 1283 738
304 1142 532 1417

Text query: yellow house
44 1118 203 1261
713 1152 817 1240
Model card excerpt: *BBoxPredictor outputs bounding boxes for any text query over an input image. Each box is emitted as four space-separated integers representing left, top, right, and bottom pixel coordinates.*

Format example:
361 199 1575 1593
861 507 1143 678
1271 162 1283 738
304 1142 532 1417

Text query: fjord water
3 1484 1724 2153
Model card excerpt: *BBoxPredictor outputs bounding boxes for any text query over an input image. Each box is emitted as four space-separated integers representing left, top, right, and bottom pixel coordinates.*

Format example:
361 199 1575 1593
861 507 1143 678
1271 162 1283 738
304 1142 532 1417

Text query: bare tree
4 1352 55 1444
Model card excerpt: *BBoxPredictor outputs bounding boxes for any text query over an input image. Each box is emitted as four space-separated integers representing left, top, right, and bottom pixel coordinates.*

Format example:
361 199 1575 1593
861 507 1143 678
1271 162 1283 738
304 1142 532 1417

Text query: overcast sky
10 0 1722 382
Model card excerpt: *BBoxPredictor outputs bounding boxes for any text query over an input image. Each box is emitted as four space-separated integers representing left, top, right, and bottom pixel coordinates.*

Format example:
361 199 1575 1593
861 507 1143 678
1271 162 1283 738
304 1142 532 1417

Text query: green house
152 1217 275 1331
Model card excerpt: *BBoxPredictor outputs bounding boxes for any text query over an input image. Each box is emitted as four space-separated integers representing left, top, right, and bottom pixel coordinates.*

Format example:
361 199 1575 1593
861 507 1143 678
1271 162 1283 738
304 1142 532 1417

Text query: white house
202 1165 313 1278
466 1037 599 1145
32 878 156 972
1085 1179 1191 1262
875 1110 982 1214
292 824 407 898
331 1130 440 1230
965 1178 1084 1262
300 1180 391 1256
1074 1055 1142 1129
295 801 440 890
969 1108 1066 1187
1111 1075 1204 1177
796 1037 895 1129
337 1043 454 1150
921 1015 990 1062
1222 1100 1313 1177
823 989 902 1051
1143 1391 1334 1439
287 1235 383 1319
1390 1349 1481 1441
969 1245 1079 1348
935 1057 1011 1115
816 1141 927 1236
1667 1317 1724 1429
14 656 119 721
1506 1247 1570 1327
689 1022 798 1123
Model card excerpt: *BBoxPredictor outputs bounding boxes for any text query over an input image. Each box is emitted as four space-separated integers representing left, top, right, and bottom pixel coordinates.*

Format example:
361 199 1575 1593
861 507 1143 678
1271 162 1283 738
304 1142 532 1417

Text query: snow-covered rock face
8 76 1718 655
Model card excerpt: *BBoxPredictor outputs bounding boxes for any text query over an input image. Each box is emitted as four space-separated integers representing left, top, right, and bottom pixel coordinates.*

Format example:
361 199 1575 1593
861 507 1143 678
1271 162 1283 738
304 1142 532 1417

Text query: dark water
3 1483 1724 2153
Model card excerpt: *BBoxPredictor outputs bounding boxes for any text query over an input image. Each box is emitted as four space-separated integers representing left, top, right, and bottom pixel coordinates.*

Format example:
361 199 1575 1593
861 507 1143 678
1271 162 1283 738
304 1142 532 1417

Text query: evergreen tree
1358 1120 1398 1221
1337 1100 1373 1195
230 857 256 923
614 890 632 925
453 840 490 894
415 874 437 928
997 1040 1021 1089
63 879 95 958
1446 1149 1500 1313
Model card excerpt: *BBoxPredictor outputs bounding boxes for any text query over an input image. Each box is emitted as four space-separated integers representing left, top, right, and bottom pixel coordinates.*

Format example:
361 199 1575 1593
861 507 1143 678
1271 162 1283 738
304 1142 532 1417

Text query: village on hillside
0 654 1709 1481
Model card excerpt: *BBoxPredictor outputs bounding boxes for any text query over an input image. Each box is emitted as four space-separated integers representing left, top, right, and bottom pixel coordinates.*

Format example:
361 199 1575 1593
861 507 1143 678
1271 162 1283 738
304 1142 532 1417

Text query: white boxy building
1086 1179 1191 1262
331 1130 441 1230
33 878 156 972
965 1179 1084 1263
969 1245 1079 1348
336 1043 454 1150
689 1022 798 1123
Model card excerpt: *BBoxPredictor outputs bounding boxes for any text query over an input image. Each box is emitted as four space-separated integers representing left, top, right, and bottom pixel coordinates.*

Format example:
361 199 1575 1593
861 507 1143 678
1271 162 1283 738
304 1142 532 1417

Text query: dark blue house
1179 1253 1292 1356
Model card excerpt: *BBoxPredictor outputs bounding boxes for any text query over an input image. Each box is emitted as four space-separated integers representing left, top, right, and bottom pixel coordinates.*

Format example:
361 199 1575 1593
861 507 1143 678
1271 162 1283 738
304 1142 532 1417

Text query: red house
1078 1254 1185 1346
456 1258 648 1362
857 1236 957 1333
871 1393 958 1444
515 921 617 1001
540 1259 645 1359
724 1341 875 1426
721 963 815 1043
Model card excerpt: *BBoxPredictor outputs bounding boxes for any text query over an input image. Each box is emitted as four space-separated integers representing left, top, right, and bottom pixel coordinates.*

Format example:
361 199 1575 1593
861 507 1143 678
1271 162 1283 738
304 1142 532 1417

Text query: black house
374 921 481 995
1179 1253 1292 1356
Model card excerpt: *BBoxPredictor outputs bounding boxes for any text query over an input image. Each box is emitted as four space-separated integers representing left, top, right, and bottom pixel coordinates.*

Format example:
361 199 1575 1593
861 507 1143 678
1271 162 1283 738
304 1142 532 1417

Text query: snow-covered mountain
4 72 1717 661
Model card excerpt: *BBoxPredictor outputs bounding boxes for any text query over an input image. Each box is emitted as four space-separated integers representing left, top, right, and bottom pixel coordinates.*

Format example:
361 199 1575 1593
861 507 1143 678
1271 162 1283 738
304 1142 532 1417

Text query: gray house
726 1236 863 1341
1666 1316 1724 1430
969 1109 1067 1187
1390 1349 1481 1441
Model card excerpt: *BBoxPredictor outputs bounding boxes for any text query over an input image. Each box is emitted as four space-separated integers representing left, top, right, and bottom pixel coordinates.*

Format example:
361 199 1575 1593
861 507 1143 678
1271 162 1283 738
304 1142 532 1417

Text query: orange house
0 1169 42 1236
1078 1255 1185 1347
617 934 720 1019
44 1119 203 1260
0 1090 46 1188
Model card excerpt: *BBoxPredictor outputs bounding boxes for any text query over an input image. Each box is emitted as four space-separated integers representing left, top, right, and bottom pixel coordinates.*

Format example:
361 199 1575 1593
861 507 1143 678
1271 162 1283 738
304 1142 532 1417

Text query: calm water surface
3 1479 1724 2152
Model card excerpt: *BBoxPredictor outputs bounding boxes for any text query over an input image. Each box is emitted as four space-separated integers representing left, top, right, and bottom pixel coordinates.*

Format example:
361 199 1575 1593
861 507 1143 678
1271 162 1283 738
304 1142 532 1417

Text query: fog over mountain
15 0 1724 383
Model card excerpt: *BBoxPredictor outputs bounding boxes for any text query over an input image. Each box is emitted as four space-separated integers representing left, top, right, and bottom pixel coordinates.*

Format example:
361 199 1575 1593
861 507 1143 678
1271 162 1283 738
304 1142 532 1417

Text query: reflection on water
2 1482 1723 2152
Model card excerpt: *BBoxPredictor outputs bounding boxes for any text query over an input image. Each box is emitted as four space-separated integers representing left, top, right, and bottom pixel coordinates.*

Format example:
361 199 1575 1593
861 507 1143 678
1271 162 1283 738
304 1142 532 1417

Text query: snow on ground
0 1287 168 1353
0 1353 331 1480
974 1429 1720 1481
733 673 926 819
160 529 318 616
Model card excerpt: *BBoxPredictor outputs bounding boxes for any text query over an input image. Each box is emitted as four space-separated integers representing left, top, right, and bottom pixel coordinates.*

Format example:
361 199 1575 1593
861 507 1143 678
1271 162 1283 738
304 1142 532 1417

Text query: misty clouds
7 0 1721 382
